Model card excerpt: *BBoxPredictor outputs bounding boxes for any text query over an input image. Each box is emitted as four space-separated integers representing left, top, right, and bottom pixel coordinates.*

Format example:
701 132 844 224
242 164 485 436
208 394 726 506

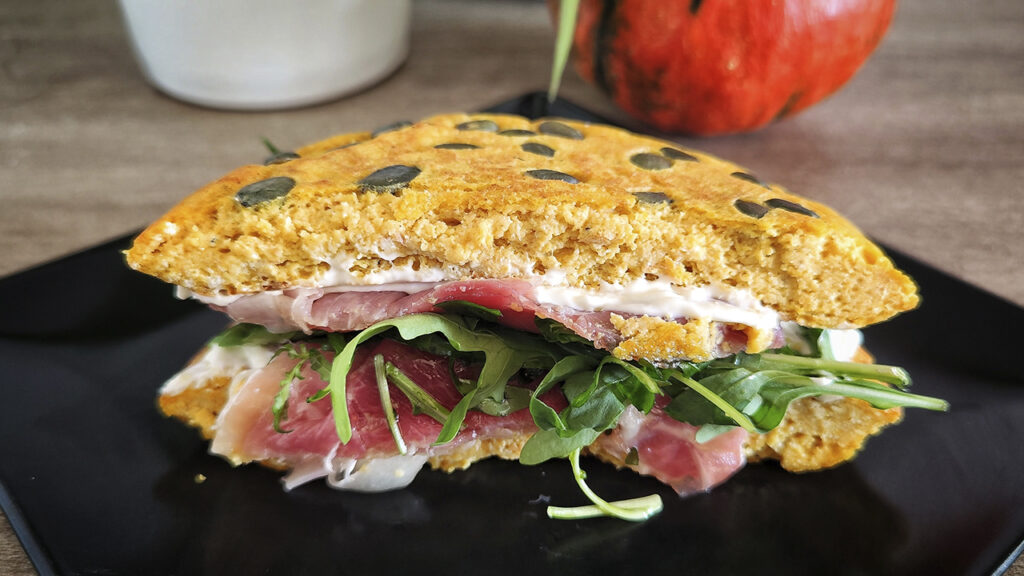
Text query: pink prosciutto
212 338 748 495
214 338 562 466
588 399 748 494
214 279 777 359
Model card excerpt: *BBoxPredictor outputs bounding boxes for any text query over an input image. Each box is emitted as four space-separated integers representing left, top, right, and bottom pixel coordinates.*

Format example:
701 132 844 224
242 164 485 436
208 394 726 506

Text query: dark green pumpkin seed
456 119 499 132
521 142 555 157
765 198 819 218
538 120 584 140
630 153 673 171
731 171 770 188
632 192 673 205
526 169 578 184
371 120 413 137
734 199 770 219
661 147 698 162
498 129 536 137
263 151 300 165
434 143 480 150
358 165 421 194
235 176 296 207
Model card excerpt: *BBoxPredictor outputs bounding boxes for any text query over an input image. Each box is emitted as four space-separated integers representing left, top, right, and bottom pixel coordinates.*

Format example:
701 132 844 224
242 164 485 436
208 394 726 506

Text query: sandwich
126 113 947 520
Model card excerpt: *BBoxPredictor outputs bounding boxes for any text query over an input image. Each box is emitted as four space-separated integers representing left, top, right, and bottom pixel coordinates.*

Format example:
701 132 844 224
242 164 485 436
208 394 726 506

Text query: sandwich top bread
126 113 917 331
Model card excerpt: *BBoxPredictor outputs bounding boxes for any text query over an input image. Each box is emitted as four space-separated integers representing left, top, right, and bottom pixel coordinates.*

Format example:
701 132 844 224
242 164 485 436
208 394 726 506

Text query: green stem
261 137 281 155
672 374 759 433
374 355 407 455
385 362 452 425
819 381 949 412
547 449 663 522
548 0 581 103
757 353 911 388
547 495 665 520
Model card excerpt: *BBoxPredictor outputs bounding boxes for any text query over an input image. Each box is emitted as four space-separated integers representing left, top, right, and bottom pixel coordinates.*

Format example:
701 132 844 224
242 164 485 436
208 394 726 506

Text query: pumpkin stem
548 0 581 104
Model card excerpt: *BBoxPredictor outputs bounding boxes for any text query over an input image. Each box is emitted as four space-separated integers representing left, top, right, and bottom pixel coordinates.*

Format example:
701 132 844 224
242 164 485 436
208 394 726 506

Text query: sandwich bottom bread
128 112 947 520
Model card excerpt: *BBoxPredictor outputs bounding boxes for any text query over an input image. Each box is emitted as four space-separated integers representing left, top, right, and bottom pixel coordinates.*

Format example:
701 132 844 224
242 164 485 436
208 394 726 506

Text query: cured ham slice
212 338 565 488
206 338 748 495
213 280 779 360
588 402 748 494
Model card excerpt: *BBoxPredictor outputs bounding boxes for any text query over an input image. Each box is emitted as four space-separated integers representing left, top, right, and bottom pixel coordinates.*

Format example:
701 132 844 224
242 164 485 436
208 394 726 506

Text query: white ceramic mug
119 0 411 110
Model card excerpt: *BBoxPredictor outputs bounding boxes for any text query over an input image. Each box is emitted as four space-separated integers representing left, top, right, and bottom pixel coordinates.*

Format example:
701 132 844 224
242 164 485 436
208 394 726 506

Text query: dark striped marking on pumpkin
593 0 621 96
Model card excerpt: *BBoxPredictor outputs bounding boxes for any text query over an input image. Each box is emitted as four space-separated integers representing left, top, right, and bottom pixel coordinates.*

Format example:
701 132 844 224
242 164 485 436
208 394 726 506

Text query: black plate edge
0 479 57 576
0 231 135 285
996 539 1024 576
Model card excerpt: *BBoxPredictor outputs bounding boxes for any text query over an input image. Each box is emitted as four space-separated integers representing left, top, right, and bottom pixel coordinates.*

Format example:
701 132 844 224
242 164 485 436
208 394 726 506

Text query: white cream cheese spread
178 263 781 332
160 344 275 396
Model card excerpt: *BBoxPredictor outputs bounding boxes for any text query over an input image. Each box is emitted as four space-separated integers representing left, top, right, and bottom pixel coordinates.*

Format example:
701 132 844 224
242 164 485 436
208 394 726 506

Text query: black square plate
1 94 1022 576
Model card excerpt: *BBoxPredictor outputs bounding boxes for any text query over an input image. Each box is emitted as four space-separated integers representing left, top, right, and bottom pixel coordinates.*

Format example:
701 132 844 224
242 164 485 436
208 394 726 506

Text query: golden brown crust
743 397 902 472
157 375 230 441
428 436 529 473
611 315 717 362
126 113 918 329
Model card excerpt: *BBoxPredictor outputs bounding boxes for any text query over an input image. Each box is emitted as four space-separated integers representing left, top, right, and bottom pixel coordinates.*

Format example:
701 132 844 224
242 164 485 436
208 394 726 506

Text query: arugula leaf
668 364 947 434
563 385 625 436
599 357 660 410
503 386 534 413
664 370 759 433
272 356 304 434
521 356 656 465
527 356 597 433
436 389 478 445
270 343 330 433
520 429 600 466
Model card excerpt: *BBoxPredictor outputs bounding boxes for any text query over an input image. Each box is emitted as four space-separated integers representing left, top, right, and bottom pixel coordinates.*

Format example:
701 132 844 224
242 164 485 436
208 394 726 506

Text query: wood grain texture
1 0 1021 574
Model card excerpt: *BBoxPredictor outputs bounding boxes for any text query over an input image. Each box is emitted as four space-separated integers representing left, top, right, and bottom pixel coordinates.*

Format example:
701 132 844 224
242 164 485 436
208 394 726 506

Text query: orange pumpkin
559 0 896 135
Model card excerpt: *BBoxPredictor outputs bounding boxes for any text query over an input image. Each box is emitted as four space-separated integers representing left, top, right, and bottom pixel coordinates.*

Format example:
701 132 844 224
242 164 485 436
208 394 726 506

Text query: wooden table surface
1 1 1021 574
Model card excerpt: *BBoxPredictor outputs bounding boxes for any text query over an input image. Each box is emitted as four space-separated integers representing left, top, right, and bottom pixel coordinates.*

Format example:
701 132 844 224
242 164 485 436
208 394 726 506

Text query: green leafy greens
211 310 948 522
269 343 331 433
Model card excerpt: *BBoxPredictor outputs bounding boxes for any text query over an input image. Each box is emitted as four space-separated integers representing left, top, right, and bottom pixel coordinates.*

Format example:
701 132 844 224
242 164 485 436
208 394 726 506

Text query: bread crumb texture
744 397 902 471
127 113 918 328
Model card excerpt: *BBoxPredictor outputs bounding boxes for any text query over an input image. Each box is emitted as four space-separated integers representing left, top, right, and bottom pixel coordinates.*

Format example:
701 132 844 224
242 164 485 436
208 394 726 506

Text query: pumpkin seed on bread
126 112 917 330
